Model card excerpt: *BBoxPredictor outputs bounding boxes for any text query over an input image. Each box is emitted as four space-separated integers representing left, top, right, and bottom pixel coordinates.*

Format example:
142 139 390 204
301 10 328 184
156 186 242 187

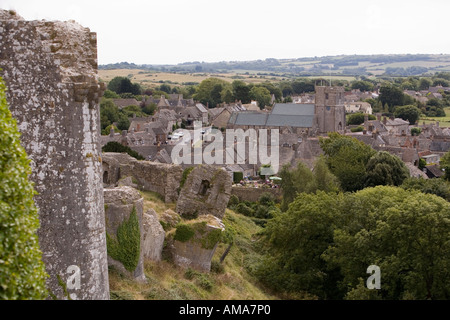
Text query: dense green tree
319 133 376 192
351 80 374 92
394 105 421 124
100 98 120 130
291 79 315 94
232 80 251 104
323 187 450 300
249 86 271 109
158 83 172 94
401 177 450 201
440 150 450 181
107 76 141 95
364 151 410 187
347 113 376 125
279 158 340 211
193 78 229 107
432 78 450 87
419 78 432 90
258 82 282 102
256 186 450 299
379 83 405 112
102 141 145 160
0 77 48 299
103 89 120 99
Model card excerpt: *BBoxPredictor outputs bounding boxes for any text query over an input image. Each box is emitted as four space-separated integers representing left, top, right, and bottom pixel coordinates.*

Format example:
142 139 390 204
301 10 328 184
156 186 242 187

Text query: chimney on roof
383 116 387 125
376 113 382 121
109 127 115 137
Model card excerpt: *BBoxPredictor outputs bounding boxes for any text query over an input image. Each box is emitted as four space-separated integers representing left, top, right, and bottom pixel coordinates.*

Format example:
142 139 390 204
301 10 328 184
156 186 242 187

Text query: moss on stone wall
173 224 195 242
174 221 222 250
106 206 141 272
179 167 194 189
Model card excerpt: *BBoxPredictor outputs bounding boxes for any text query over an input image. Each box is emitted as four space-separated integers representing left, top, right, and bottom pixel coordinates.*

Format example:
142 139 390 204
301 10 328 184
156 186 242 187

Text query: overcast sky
1 0 449 65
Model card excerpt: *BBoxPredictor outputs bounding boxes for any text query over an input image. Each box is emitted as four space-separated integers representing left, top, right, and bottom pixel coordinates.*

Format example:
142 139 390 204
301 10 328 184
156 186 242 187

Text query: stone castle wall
102 152 183 203
0 11 109 299
231 186 282 203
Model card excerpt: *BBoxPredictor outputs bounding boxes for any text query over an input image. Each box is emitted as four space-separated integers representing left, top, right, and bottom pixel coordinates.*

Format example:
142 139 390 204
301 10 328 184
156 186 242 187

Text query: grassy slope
109 191 278 300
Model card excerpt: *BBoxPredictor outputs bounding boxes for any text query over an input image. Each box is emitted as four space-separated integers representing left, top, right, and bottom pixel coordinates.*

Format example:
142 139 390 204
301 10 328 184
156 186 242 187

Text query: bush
227 195 240 208
233 171 244 184
235 203 254 217
411 127 422 136
173 224 195 242
102 141 145 160
347 113 375 125
350 126 364 132
0 76 48 299
106 206 141 272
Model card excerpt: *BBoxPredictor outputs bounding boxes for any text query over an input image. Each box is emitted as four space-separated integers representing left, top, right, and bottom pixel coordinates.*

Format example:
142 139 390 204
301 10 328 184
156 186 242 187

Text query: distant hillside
100 54 450 78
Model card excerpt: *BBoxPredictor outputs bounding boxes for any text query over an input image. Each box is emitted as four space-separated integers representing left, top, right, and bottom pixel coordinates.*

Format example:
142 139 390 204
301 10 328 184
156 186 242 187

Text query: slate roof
234 113 268 126
266 115 315 127
271 103 315 116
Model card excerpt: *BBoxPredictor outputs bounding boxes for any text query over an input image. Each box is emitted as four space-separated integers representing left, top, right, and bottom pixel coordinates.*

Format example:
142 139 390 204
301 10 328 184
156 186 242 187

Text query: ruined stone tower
314 86 346 134
0 10 109 299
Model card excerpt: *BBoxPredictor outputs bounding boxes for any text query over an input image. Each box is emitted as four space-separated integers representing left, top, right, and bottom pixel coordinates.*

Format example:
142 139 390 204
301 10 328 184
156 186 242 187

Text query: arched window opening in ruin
338 121 342 130
199 180 210 196
103 171 109 184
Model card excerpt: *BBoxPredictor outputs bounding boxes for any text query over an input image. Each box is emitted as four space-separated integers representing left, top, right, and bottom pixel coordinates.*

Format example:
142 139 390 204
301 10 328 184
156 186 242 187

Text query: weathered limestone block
176 165 232 219
0 10 108 299
142 209 165 261
170 216 225 272
102 152 183 203
103 186 146 282
160 209 181 230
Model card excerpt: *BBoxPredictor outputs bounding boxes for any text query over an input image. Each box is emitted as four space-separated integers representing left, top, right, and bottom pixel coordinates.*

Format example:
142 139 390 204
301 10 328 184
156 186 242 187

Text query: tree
379 83 405 112
232 80 251 104
347 113 375 125
419 78 432 90
256 191 345 298
249 86 271 109
394 105 420 124
193 78 229 107
440 150 450 181
364 151 410 187
401 177 450 201
323 187 450 300
291 79 315 94
102 141 145 160
0 77 48 299
319 133 376 192
257 186 450 299
279 162 315 211
107 76 141 95
351 80 374 92
279 158 340 211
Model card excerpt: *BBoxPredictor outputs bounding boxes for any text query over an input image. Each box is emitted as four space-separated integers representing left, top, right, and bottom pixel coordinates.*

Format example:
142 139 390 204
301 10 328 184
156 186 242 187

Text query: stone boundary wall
231 186 282 203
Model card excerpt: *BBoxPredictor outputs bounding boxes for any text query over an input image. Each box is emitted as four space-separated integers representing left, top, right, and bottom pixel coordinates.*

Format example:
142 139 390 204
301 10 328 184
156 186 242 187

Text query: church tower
314 86 346 134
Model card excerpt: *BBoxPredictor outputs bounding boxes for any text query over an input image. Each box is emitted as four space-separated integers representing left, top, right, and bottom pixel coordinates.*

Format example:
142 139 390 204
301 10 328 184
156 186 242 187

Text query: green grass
420 107 450 127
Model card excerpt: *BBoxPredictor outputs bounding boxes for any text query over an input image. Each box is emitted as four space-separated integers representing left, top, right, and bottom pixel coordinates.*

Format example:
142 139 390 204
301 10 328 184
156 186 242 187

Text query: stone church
228 85 346 136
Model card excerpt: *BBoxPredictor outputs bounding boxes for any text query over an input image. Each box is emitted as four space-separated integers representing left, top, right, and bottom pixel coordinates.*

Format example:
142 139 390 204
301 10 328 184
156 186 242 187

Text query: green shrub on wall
106 206 141 272
0 75 48 299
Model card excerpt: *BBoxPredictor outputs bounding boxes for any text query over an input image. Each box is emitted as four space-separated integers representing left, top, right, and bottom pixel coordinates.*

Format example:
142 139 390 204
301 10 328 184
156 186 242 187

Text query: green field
420 107 450 127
